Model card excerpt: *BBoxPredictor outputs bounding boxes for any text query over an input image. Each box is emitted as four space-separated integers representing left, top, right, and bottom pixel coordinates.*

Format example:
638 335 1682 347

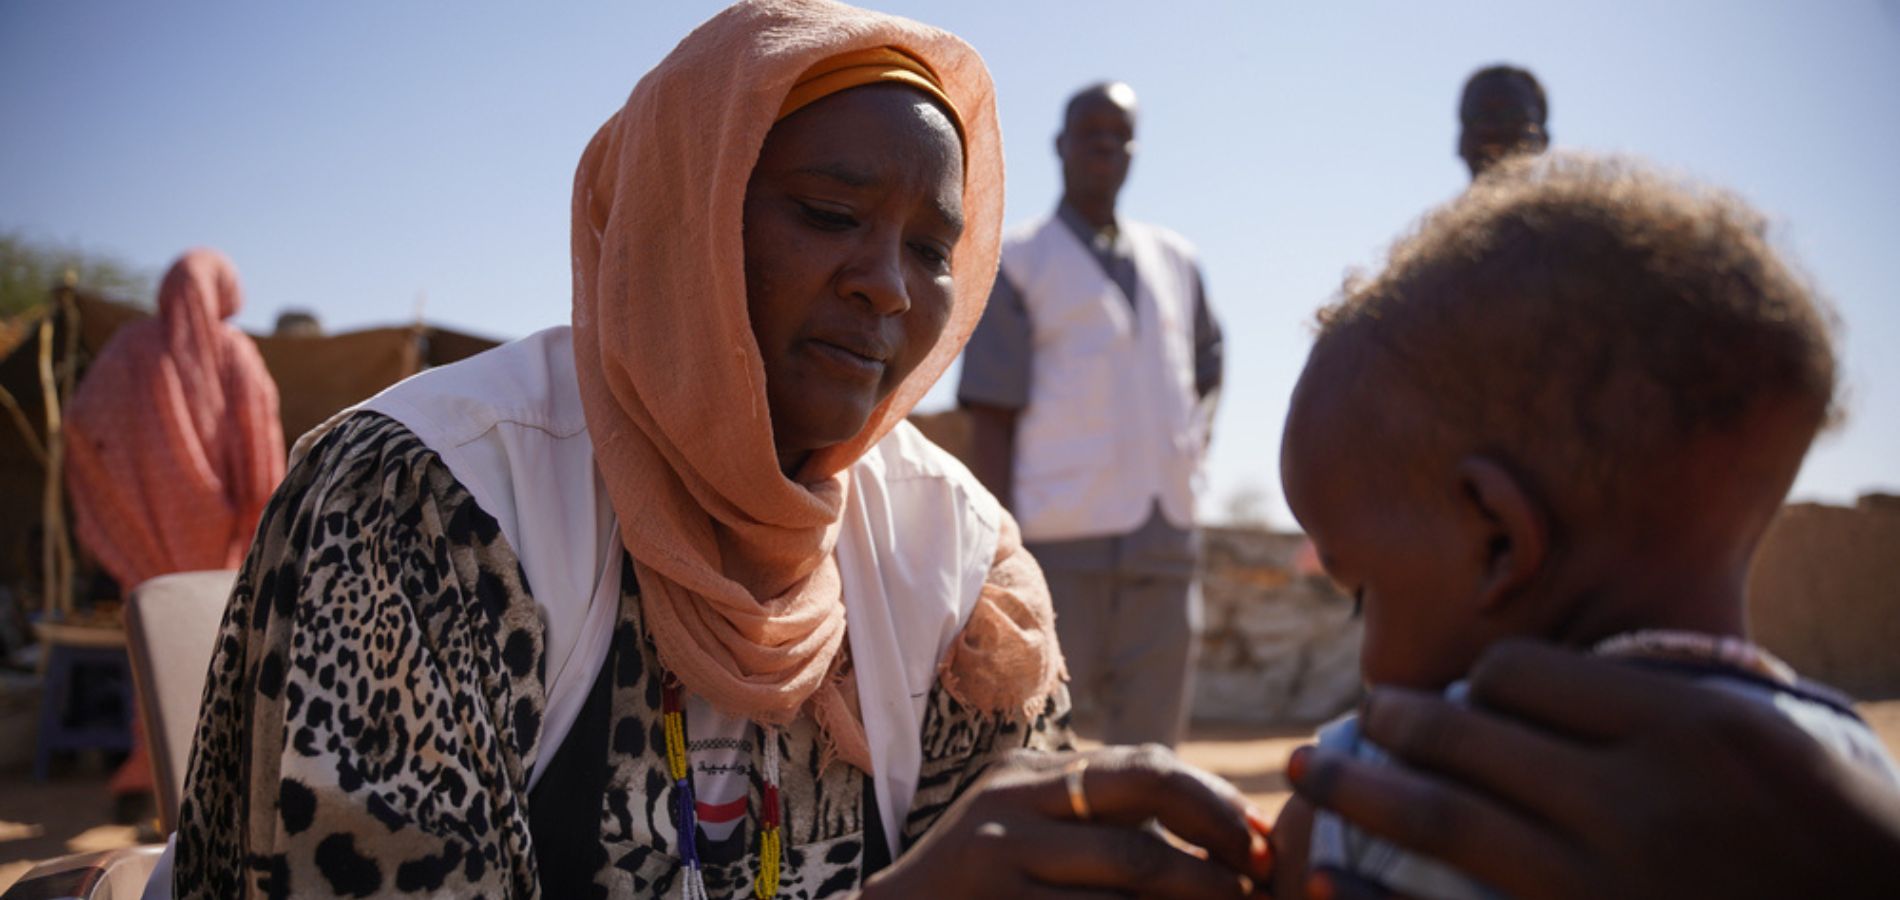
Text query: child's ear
1456 455 1548 612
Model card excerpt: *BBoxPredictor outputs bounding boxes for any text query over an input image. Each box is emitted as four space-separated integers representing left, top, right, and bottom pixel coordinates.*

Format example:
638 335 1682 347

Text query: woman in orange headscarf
65 248 285 592
170 2 1267 897
64 248 285 805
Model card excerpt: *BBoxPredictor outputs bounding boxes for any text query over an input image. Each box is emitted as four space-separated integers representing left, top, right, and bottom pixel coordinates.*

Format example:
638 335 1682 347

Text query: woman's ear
1457 455 1548 612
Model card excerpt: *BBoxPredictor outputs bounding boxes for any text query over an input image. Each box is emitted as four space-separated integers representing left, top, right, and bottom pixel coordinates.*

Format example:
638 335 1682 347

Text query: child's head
1282 154 1838 689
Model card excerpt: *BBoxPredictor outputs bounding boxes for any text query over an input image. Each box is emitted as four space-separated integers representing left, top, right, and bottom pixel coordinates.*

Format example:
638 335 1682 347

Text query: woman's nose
838 237 911 316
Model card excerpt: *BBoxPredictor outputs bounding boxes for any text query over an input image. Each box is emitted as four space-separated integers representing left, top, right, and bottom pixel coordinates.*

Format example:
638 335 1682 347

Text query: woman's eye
799 202 856 230
911 241 950 268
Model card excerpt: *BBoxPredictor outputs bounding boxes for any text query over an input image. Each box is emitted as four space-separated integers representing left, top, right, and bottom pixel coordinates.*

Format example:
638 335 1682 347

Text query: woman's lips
807 338 886 381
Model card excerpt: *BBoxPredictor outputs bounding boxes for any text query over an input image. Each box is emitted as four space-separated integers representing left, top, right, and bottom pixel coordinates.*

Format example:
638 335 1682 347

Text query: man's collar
1056 201 1119 249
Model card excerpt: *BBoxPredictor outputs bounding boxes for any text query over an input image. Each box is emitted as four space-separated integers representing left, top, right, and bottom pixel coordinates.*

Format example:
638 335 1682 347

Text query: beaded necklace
662 673 785 899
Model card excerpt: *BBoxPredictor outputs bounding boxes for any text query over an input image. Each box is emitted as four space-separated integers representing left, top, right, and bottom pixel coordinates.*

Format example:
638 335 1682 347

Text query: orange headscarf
571 0 1051 772
65 249 286 590
777 46 960 126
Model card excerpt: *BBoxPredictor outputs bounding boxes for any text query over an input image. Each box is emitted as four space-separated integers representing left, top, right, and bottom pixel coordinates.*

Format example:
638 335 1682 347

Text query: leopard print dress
175 413 1073 898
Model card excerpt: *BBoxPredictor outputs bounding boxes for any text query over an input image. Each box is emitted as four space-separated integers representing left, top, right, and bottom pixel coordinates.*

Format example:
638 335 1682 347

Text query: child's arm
1270 796 1315 899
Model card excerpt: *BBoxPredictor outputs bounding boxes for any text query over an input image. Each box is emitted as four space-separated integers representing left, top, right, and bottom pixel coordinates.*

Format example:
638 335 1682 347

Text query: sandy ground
5 702 1897 892
0 754 148 891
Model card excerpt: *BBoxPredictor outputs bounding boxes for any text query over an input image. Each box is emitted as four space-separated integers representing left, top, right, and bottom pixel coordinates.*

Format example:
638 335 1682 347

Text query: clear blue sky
5 1 1897 528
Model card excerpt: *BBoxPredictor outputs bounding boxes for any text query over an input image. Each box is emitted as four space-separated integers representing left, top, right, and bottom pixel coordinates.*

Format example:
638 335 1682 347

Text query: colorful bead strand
662 673 789 898
663 676 710 900
753 725 783 899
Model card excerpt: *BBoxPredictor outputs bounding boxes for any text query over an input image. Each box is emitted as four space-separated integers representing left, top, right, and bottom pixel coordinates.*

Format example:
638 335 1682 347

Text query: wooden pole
36 278 78 621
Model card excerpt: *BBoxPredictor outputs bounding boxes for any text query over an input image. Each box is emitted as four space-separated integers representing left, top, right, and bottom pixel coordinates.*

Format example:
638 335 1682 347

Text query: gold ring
1063 758 1092 821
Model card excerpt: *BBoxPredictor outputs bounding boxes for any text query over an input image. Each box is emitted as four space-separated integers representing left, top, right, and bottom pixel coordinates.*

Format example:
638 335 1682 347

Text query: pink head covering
65 248 286 590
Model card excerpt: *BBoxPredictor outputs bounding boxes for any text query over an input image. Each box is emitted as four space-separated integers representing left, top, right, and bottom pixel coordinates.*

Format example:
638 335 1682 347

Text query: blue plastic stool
33 643 135 780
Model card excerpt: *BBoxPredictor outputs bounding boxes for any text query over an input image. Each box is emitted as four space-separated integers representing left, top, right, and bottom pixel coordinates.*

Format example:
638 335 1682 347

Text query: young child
1270 153 1900 899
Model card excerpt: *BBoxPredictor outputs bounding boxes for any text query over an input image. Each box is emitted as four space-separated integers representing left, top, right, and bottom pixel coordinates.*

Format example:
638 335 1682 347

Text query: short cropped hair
1314 154 1837 503
1461 65 1547 125
1063 81 1136 125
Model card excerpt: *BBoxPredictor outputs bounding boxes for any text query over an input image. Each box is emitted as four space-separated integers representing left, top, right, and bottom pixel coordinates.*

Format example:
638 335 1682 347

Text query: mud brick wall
1747 496 1900 700
1194 527 1361 724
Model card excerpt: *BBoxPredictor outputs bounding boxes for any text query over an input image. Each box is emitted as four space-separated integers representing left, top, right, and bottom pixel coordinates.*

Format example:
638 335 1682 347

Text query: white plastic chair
122 570 237 833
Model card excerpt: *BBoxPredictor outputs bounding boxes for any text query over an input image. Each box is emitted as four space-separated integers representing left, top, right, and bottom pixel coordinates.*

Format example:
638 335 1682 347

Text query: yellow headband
777 46 962 133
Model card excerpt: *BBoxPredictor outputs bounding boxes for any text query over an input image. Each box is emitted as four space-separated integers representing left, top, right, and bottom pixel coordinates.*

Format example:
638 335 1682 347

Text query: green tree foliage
0 232 152 319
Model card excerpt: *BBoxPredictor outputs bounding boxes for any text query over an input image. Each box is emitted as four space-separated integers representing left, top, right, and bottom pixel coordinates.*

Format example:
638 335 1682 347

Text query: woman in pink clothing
63 247 286 800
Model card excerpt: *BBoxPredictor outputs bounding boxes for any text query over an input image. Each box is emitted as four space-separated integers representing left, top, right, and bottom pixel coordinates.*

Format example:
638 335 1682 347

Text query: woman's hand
1288 640 1900 900
863 744 1273 899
